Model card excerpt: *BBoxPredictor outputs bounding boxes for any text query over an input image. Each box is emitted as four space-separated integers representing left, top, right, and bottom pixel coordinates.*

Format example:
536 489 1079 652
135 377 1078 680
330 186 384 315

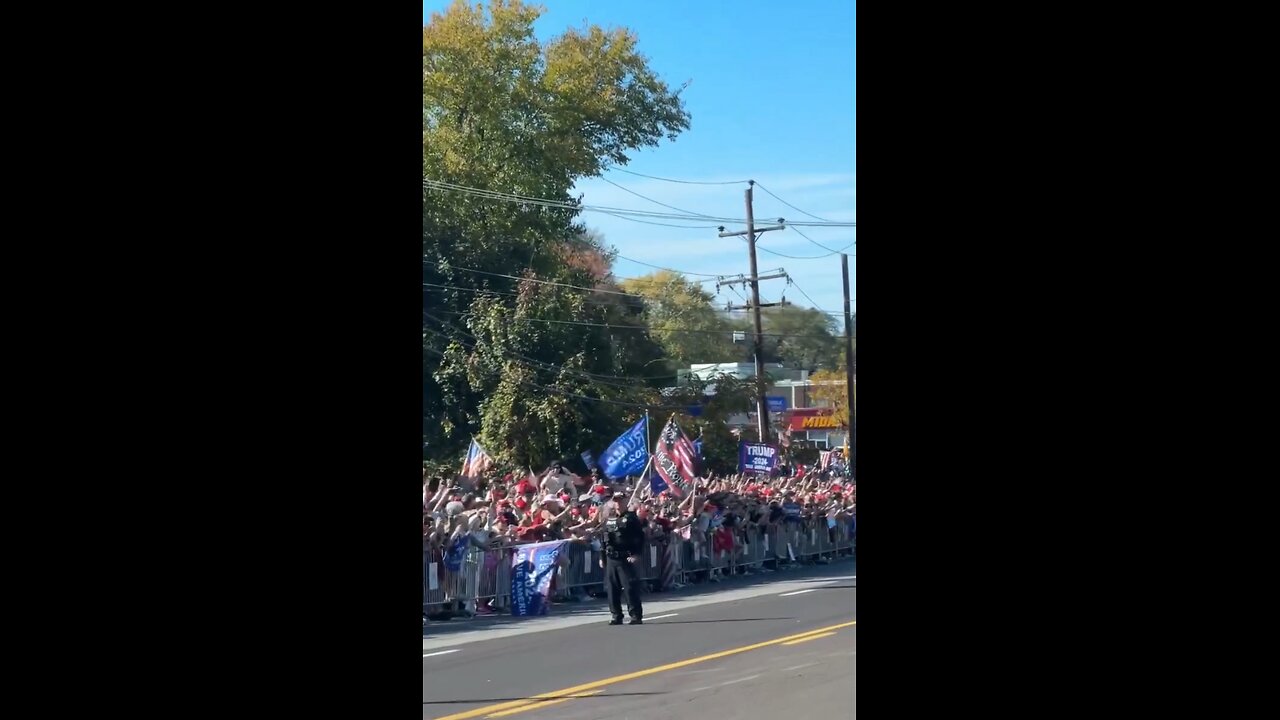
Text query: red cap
515 498 528 510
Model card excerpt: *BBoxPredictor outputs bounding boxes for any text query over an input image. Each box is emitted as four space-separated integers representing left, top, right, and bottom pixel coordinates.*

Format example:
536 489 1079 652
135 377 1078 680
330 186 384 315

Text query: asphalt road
423 570 856 720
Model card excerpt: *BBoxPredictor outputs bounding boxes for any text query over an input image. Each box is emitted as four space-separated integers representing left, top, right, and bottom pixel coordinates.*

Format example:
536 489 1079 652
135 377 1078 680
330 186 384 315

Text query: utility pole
718 180 785 443
842 254 855 468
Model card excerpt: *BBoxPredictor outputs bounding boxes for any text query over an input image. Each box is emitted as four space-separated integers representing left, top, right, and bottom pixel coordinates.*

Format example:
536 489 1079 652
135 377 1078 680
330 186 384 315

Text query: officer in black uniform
600 492 645 625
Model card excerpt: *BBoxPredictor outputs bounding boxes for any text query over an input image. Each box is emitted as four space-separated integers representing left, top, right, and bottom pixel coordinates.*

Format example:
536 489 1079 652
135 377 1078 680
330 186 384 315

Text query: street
423 565 856 720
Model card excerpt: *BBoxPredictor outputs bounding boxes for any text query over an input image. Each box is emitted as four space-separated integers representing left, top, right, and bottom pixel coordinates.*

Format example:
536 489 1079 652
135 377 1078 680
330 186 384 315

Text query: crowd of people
423 462 856 560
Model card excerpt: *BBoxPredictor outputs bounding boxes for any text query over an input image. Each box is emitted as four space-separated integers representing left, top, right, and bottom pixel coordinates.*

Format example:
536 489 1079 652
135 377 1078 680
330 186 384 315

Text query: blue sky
424 1 855 315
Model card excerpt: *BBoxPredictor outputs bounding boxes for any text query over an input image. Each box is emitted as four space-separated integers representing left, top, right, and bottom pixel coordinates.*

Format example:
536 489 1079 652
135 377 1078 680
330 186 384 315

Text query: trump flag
653 417 697 498
601 416 649 480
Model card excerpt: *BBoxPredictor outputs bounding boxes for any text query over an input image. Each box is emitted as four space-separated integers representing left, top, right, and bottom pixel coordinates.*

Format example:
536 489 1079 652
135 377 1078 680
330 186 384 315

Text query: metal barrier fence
424 518 855 618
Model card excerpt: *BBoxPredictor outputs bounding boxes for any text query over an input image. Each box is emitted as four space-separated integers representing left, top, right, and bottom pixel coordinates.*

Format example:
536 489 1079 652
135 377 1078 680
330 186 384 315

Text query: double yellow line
431 620 856 720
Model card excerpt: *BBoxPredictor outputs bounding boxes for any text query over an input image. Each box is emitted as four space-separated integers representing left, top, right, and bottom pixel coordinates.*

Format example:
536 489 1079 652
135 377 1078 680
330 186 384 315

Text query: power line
612 253 726 279
595 210 719 229
599 177 719 219
424 179 746 223
425 346 688 410
425 314 677 382
756 243 855 260
790 226 850 254
422 282 635 312
423 323 667 387
754 181 836 222
786 277 830 315
442 265 647 299
424 178 856 226
431 307 851 340
609 168 750 185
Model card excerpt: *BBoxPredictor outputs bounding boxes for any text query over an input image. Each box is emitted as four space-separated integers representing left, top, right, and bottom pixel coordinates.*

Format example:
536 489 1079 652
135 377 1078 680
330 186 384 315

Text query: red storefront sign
787 408 840 430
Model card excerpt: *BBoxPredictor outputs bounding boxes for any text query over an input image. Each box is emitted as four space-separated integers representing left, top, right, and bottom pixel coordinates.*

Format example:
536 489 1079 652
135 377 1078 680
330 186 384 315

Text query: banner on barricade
738 442 779 475
602 416 648 480
510 540 568 617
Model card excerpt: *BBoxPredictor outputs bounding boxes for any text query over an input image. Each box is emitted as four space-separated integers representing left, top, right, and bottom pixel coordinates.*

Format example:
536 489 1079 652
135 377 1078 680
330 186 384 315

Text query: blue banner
581 450 597 471
649 467 668 496
739 442 779 475
510 540 568 617
767 396 787 413
602 416 648 479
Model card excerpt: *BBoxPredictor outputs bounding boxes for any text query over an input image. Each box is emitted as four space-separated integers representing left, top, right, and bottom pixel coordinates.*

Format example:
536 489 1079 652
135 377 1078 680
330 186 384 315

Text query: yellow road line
484 691 603 718
781 631 838 646
431 620 856 720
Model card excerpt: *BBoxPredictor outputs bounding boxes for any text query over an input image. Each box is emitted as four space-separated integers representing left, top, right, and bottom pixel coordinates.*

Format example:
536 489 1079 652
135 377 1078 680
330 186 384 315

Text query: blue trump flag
601 416 649 480
510 540 568 617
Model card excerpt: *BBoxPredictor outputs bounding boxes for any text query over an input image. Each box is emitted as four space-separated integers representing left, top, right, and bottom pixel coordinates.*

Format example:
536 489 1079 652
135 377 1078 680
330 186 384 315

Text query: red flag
653 417 698 498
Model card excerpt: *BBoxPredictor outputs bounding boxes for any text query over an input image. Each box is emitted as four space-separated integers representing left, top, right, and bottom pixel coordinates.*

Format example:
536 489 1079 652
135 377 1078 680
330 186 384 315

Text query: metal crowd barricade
426 516 856 620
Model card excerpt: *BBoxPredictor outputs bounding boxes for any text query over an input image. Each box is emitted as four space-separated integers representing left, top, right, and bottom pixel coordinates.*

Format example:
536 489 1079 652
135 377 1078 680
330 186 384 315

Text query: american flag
461 438 494 479
819 451 832 470
653 417 697 498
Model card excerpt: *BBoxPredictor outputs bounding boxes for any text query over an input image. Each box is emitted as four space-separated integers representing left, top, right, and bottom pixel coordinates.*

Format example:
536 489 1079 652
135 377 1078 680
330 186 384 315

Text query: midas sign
790 414 841 430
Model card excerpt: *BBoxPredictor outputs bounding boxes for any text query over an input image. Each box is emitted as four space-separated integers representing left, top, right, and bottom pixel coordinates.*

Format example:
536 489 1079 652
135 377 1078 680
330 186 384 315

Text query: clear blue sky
424 0 856 316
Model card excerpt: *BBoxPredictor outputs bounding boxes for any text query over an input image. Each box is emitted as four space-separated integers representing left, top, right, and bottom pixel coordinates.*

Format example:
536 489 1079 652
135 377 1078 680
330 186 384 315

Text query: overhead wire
429 307 849 340
424 346 690 410
598 177 720 219
609 168 750 185
755 242 855 260
753 181 837 222
423 322 668 387
425 313 677 382
424 178 856 226
440 265 648 299
611 253 727 280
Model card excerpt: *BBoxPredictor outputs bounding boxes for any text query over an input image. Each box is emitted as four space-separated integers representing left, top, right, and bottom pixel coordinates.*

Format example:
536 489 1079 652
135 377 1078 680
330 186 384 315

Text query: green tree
618 271 744 370
423 0 690 466
760 305 840 372
663 373 756 475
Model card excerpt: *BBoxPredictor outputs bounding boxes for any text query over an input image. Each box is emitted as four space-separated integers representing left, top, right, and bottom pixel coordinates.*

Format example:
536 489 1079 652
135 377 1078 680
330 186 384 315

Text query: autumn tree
618 271 745 371
808 368 854 430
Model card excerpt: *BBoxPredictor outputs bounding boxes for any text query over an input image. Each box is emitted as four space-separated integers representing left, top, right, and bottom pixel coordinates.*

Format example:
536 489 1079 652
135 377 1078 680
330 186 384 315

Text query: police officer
600 491 645 625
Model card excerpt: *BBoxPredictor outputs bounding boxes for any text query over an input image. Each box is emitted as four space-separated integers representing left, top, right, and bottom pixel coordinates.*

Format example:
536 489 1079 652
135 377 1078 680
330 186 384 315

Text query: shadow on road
425 692 663 705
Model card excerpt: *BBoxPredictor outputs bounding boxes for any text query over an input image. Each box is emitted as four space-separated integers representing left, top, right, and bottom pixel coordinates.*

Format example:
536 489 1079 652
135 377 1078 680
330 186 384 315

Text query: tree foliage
423 0 690 467
618 271 748 371
760 305 841 372
808 368 854 430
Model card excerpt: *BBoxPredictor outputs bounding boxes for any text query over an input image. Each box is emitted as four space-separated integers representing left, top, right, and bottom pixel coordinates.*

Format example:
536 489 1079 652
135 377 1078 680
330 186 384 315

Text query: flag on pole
461 438 494 479
653 416 698 498
601 416 649 479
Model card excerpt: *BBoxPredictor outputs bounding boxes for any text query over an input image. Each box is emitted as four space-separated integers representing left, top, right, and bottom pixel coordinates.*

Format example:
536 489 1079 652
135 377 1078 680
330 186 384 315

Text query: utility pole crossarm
718 224 785 238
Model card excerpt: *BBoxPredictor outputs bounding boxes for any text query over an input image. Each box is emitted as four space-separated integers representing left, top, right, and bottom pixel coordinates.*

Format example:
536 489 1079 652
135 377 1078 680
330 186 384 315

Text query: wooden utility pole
842 254 855 468
718 181 785 443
